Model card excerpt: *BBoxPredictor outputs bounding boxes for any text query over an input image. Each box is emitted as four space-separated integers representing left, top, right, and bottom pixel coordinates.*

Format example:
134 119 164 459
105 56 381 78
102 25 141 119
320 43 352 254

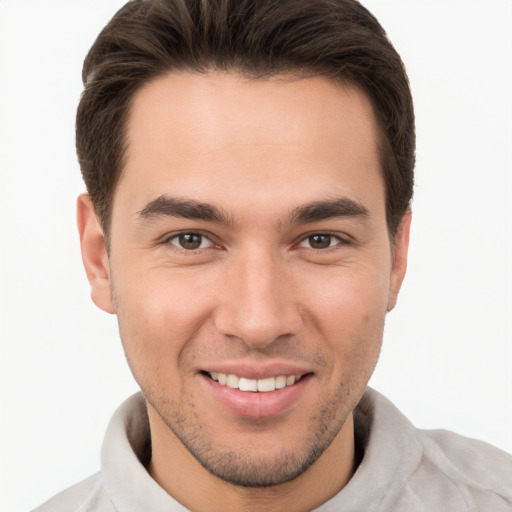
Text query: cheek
300 264 389 368
303 262 390 326
112 269 215 382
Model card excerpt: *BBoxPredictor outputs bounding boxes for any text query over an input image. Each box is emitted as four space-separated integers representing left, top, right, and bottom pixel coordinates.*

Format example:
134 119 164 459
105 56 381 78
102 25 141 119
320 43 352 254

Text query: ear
77 194 115 314
387 211 412 312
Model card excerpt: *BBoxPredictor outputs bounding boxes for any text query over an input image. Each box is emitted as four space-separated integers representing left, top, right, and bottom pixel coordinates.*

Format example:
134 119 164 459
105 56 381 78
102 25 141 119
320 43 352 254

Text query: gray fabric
33 388 512 512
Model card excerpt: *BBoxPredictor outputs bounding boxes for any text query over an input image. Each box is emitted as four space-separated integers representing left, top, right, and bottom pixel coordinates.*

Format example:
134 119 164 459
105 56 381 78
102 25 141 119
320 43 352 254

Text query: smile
207 372 303 392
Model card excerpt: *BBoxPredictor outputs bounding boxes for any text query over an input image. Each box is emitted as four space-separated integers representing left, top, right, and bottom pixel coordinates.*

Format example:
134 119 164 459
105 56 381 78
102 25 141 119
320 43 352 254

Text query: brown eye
298 234 342 250
180 234 202 249
170 233 211 250
308 234 333 249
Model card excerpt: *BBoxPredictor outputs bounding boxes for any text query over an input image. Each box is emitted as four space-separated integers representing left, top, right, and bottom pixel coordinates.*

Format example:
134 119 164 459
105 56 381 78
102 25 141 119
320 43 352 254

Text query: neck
147 404 357 512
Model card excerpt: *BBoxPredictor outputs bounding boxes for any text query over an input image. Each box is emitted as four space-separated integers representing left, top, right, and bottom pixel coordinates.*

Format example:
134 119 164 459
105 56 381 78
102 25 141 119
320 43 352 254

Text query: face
79 72 410 488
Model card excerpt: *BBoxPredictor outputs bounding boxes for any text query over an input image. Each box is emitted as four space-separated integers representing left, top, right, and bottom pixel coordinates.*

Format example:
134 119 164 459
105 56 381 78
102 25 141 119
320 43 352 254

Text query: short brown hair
77 0 415 240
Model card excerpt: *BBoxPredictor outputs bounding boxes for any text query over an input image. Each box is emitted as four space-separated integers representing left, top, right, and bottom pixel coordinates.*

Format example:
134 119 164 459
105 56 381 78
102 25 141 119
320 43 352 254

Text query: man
34 0 511 511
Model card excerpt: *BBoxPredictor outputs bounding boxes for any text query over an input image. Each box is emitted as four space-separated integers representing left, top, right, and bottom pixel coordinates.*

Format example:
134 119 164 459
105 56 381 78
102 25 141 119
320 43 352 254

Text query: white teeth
286 375 296 386
226 374 240 389
239 378 258 391
257 377 276 392
208 372 302 392
275 376 287 389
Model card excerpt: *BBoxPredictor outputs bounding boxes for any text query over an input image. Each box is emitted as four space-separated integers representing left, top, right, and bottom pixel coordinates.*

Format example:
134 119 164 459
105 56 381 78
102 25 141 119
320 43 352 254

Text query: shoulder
418 428 512 494
397 425 512 511
32 473 115 512
350 388 512 511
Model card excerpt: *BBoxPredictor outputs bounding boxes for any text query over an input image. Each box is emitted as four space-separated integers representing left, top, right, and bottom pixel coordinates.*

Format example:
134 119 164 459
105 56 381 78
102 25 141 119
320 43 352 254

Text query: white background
0 1 511 511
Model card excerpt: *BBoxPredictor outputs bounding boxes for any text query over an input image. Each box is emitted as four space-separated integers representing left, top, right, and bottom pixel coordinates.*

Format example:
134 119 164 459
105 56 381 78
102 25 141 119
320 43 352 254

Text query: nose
213 250 303 349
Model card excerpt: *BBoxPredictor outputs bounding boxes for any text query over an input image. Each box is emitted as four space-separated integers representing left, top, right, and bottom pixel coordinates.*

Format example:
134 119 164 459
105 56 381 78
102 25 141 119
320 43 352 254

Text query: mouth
203 371 306 392
200 369 313 418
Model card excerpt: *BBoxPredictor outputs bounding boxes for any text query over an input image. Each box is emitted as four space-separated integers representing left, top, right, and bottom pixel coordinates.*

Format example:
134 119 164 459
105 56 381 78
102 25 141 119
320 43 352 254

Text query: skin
78 72 410 512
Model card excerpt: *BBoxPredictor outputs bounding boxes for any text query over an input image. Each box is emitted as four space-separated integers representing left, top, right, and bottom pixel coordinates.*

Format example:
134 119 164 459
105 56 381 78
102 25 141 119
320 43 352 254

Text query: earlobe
387 211 412 312
77 194 115 314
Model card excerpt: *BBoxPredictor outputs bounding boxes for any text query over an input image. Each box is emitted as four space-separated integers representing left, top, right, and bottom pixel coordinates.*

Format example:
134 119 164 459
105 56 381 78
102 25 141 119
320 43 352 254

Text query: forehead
115 71 384 223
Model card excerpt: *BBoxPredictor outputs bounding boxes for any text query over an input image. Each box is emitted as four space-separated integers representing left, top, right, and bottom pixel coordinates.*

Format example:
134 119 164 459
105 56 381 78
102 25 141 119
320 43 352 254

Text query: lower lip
201 374 312 419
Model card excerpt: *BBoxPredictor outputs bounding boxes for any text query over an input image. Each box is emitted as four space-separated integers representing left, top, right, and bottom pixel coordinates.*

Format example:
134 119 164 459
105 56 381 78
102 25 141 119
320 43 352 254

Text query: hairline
99 66 403 248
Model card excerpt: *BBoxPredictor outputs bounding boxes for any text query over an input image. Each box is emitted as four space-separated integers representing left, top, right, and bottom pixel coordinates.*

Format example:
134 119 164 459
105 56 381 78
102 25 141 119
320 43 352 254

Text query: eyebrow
288 197 369 225
137 195 369 226
137 195 233 224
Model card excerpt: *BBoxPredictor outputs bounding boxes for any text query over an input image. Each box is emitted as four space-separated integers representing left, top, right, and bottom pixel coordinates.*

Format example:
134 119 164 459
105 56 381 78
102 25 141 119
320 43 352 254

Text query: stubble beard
145 381 354 488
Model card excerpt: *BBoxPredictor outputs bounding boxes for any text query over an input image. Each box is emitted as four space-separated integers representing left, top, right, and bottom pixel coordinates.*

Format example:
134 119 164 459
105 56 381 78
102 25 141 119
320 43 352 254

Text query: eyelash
165 231 217 252
163 231 349 253
296 233 347 251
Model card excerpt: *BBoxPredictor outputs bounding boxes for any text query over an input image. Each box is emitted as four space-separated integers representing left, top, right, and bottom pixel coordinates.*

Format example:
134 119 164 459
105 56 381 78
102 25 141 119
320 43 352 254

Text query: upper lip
199 362 313 380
